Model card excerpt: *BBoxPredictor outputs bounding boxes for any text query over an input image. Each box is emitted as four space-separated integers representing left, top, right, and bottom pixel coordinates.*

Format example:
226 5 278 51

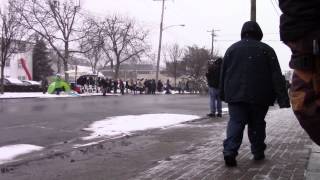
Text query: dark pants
223 102 269 157
42 86 48 94
209 87 222 115
55 88 64 95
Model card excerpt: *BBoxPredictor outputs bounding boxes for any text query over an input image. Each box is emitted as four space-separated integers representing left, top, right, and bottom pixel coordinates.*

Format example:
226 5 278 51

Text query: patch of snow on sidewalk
82 114 201 140
0 144 44 165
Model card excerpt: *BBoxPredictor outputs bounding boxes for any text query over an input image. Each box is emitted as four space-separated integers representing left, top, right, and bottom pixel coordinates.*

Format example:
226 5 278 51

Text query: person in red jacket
279 0 320 146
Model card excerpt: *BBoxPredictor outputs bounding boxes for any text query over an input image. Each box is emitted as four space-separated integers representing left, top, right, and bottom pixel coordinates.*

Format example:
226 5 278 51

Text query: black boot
207 113 215 118
253 153 265 161
224 156 237 167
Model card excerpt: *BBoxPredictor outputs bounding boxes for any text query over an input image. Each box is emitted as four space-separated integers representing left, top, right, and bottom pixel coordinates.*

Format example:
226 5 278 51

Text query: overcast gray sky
82 0 291 71
0 0 291 70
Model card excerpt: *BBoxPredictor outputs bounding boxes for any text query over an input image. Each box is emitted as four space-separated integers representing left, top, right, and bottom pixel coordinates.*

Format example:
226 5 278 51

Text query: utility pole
251 0 256 21
155 0 166 86
207 29 219 58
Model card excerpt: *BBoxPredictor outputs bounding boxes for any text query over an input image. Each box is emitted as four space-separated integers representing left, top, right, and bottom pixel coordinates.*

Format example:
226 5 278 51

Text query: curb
306 143 320 180
0 93 120 100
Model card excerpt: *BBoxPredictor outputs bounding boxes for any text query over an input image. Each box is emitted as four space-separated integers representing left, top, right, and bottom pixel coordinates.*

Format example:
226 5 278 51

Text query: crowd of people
76 76 204 96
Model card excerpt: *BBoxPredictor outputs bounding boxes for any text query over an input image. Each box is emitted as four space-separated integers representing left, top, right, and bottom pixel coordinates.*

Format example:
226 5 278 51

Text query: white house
3 51 33 80
1 40 33 81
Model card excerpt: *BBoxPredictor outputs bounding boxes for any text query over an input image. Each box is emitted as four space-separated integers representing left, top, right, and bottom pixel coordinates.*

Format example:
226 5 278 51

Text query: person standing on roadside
279 0 320 146
157 80 163 92
206 58 223 118
220 21 290 167
41 76 48 94
119 79 125 95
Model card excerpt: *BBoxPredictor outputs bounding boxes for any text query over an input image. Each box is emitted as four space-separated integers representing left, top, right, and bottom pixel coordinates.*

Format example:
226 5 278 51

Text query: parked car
22 80 41 86
3 78 25 85
1 78 41 92
70 82 81 94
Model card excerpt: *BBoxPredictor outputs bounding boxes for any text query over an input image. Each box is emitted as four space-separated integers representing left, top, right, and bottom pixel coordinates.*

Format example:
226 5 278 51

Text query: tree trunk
114 63 120 80
114 56 120 80
174 76 177 88
0 65 5 94
64 60 69 82
57 57 61 73
174 61 177 87
64 42 69 82
93 54 98 74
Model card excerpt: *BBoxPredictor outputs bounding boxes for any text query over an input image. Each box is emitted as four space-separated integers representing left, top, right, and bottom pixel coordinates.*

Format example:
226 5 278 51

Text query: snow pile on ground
0 144 44 165
0 92 117 99
82 114 201 140
0 92 79 99
162 90 191 95
0 92 57 99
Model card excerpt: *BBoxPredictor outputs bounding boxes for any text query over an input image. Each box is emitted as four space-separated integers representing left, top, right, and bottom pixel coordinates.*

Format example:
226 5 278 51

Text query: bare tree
0 1 26 94
79 16 111 74
183 46 211 81
165 43 184 87
14 0 82 82
102 15 149 80
80 16 107 73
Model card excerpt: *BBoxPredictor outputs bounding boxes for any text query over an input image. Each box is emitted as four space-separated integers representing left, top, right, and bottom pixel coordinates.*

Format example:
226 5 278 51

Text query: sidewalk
132 108 314 180
306 144 320 180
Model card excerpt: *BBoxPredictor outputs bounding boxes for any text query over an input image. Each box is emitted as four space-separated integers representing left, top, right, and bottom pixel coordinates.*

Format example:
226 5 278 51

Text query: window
18 76 26 80
18 61 22 69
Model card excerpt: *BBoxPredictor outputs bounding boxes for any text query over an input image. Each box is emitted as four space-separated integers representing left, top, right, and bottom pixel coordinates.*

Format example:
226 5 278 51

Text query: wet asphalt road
0 95 312 180
0 94 210 147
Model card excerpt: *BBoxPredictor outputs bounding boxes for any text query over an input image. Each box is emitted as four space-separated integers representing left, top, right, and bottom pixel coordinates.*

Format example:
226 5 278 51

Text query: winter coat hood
241 21 263 41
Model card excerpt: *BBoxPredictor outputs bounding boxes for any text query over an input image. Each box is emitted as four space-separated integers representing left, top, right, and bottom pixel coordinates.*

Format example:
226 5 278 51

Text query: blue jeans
209 87 222 114
223 102 268 157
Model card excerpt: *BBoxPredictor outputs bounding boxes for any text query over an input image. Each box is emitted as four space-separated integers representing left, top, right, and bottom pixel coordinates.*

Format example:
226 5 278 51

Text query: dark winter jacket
206 59 221 89
220 21 290 107
279 0 320 42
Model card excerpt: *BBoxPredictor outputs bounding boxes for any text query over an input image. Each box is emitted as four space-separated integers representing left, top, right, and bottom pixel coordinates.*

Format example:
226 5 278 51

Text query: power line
215 39 282 42
207 28 219 57
217 32 279 37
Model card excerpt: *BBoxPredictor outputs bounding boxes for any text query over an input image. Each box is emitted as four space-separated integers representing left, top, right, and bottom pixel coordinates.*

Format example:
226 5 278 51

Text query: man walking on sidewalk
279 0 320 146
206 58 223 118
220 21 290 167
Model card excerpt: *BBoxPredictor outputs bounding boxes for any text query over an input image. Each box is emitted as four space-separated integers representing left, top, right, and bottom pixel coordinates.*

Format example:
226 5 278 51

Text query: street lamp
163 24 185 31
155 5 184 84
155 23 185 86
154 0 185 86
